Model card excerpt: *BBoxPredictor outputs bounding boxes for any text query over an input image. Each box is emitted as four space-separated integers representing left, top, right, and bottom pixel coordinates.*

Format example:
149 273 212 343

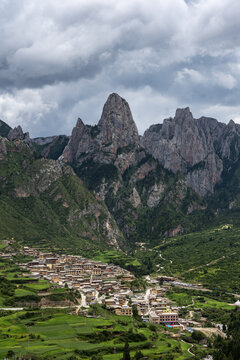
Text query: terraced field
0 309 196 359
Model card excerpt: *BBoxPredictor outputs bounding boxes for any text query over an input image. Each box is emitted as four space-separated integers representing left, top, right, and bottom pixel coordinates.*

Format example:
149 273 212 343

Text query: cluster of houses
133 287 179 327
0 242 180 327
18 246 180 327
20 246 133 297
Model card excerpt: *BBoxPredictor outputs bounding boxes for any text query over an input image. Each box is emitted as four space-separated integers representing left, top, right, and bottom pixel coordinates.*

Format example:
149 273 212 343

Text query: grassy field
151 216 240 292
193 297 233 310
25 280 52 291
167 286 234 311
92 250 143 276
0 309 197 359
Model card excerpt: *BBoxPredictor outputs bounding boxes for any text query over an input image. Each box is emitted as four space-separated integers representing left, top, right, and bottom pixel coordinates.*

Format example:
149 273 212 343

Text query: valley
1 93 240 359
0 239 239 359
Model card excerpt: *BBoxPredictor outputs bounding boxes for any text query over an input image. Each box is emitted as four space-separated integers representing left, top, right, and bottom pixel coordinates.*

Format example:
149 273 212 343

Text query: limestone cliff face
60 118 94 164
61 93 140 170
97 93 139 152
141 108 240 196
8 125 30 142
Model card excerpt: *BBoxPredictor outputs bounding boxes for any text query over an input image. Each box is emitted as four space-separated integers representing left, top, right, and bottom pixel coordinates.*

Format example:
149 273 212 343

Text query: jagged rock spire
8 125 30 142
62 93 140 165
98 93 139 150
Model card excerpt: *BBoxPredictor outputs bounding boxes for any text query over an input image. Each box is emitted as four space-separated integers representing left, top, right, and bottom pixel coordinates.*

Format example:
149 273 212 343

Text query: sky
1 0 240 137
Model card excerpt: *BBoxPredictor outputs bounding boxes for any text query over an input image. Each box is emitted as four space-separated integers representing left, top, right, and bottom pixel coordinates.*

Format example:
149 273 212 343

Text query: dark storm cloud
0 0 240 137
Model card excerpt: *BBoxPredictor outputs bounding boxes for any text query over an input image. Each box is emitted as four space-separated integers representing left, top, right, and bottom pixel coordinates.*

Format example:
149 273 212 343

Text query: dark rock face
31 135 69 160
141 108 240 196
0 120 11 138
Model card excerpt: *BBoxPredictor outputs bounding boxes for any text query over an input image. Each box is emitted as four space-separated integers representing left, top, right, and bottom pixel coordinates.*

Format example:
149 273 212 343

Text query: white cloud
212 71 237 90
176 68 237 90
176 68 207 84
0 89 57 133
0 0 240 135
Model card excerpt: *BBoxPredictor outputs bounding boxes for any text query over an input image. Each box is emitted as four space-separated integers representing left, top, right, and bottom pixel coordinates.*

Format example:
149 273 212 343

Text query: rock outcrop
0 120 11 138
97 93 139 152
61 93 140 169
141 108 240 196
8 125 30 142
31 135 69 160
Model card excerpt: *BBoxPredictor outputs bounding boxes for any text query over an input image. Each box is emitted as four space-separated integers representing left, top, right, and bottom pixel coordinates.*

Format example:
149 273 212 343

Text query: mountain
2 92 240 253
0 119 11 138
61 93 140 167
0 136 125 254
60 94 207 243
31 135 69 160
141 108 240 197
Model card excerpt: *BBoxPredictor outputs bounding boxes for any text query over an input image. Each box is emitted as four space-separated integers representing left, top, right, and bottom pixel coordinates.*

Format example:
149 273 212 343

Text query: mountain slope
60 94 207 244
0 137 125 254
2 93 240 256
0 119 11 138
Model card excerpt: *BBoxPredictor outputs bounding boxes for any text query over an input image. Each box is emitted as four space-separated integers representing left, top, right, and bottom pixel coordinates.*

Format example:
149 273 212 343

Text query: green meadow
0 309 199 359
150 214 240 293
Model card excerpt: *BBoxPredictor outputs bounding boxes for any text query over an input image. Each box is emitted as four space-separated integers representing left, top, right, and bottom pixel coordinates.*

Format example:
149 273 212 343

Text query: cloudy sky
1 0 240 137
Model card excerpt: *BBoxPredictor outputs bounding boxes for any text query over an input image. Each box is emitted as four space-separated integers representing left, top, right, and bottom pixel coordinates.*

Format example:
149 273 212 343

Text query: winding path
181 340 195 357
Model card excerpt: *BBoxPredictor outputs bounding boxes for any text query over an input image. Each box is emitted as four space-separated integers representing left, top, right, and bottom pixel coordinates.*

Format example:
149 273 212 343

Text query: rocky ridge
142 108 240 196
2 92 240 244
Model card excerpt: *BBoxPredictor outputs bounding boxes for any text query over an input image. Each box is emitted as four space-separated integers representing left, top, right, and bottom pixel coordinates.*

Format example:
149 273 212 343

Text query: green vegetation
148 213 240 292
0 256 209 359
167 287 234 311
0 309 201 359
92 251 144 276
0 257 77 308
213 308 240 360
75 160 118 191
0 140 125 254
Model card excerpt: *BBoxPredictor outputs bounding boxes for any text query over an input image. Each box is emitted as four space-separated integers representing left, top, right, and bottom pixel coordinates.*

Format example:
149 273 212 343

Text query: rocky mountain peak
227 119 236 131
97 93 139 150
8 125 30 142
175 107 193 122
8 125 24 140
141 108 224 196
76 117 85 129
61 117 94 164
61 93 140 168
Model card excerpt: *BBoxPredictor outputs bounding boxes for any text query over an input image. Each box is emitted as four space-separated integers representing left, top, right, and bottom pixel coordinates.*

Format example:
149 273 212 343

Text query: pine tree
123 340 131 360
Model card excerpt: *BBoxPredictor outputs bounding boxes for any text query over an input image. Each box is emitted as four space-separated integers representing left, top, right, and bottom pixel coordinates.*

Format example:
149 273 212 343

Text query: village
3 244 183 329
